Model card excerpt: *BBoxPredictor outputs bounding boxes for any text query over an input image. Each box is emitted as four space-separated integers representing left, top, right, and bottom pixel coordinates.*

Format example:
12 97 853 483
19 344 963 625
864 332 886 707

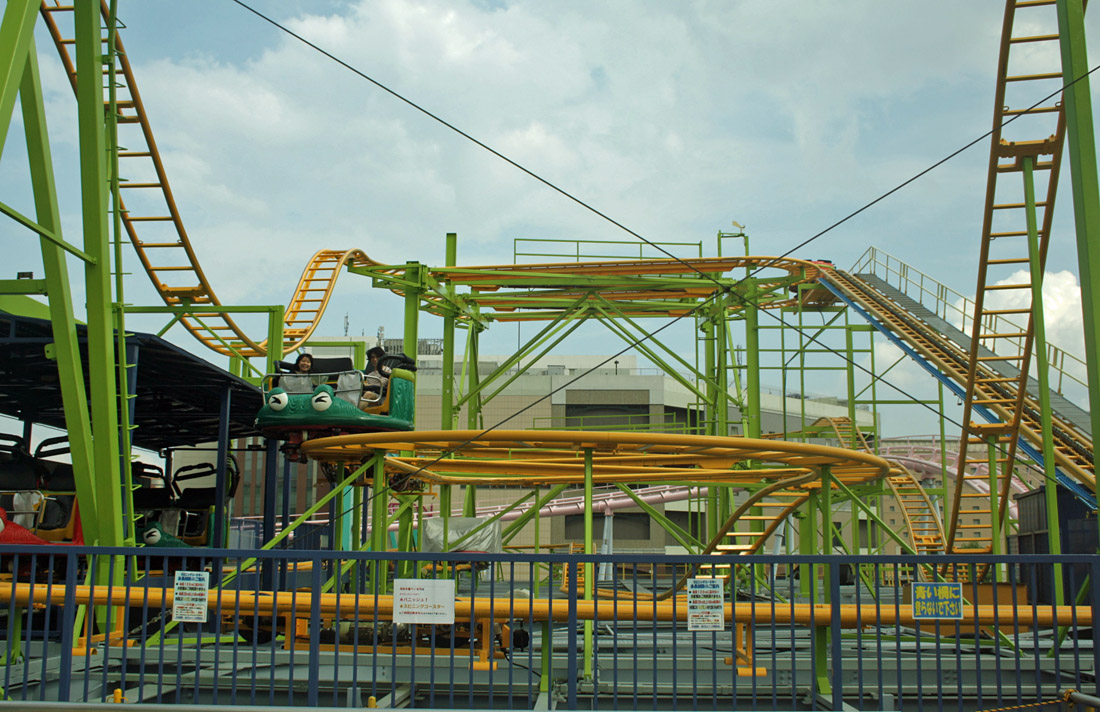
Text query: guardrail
0 547 1096 710
851 246 1088 397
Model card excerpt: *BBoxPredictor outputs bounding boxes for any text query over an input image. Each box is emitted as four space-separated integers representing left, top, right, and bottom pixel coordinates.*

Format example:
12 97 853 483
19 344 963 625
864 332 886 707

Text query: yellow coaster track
40 2 379 357
821 270 1094 570
951 0 1084 557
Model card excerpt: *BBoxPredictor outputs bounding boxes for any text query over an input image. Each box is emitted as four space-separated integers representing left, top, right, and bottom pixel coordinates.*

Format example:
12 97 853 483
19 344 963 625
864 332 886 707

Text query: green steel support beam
465 326 482 430
1024 156 1064 601
1056 0 1100 482
703 313 717 436
613 484 702 552
440 485 451 551
475 311 590 406
501 485 571 543
830 476 923 556
442 234 458 429
815 467 832 695
76 1 124 546
703 306 720 535
799 500 815 600
403 261 422 363
743 284 761 439
0 198 96 262
0 279 46 295
395 494 416 579
846 327 858 443
592 305 717 404
446 490 537 549
986 438 1002 576
0 0 37 154
16 36 99 540
716 294 730 437
460 317 483 515
371 454 389 591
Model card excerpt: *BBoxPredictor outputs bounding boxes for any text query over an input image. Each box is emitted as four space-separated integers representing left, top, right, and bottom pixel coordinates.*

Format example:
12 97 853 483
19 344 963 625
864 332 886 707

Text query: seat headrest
309 356 355 373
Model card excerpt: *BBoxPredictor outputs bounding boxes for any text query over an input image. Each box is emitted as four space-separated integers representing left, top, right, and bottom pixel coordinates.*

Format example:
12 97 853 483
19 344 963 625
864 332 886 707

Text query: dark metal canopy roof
0 310 262 452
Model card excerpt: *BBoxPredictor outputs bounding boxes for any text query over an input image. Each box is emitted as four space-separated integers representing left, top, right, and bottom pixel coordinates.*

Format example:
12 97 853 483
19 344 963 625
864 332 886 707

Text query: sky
3 0 1100 437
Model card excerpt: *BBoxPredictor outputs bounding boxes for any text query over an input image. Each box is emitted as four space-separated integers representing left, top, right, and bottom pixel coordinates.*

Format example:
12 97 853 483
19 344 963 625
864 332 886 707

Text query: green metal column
75 1 124 546
370 454 388 591
463 326 481 517
402 261 422 362
799 496 816 599
1024 156 1064 601
715 295 729 437
442 234 457 429
1056 0 1100 471
440 235 457 542
266 306 285 376
8 26 100 540
0 1 37 142
845 328 858 444
815 467 832 694
703 311 720 538
986 438 1002 578
743 283 762 439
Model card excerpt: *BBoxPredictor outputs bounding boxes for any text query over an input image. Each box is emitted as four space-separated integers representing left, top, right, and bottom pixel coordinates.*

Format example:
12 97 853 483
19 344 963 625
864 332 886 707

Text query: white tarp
420 516 502 553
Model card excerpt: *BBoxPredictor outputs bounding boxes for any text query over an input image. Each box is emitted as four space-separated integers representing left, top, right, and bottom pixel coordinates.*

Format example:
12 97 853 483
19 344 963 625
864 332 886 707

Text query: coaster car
255 356 415 460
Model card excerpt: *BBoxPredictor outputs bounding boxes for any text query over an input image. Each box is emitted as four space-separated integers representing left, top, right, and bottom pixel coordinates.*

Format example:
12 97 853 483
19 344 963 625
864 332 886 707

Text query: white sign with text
172 571 209 623
687 577 725 631
393 579 456 624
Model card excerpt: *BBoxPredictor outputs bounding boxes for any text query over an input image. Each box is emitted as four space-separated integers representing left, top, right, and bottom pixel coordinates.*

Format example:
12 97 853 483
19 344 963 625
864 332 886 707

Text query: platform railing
851 246 1088 397
0 547 1097 710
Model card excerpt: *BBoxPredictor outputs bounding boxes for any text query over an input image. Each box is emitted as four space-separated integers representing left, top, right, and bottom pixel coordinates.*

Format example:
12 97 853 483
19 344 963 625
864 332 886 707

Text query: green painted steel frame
0 1 103 543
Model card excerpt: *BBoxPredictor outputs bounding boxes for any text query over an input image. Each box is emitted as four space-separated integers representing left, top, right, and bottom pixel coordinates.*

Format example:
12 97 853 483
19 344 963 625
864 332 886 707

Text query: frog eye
311 386 333 412
267 389 288 412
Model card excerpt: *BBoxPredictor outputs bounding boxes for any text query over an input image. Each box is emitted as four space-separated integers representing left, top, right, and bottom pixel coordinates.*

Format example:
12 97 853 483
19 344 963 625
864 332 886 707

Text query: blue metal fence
0 548 1096 711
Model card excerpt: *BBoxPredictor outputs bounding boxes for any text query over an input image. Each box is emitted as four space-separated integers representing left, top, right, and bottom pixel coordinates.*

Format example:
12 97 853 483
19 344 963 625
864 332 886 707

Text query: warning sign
912 582 964 620
686 578 725 631
172 571 209 623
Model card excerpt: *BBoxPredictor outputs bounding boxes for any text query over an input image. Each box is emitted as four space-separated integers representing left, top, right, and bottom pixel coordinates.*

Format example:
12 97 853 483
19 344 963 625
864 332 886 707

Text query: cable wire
227 0 724 289
227 2 1096 528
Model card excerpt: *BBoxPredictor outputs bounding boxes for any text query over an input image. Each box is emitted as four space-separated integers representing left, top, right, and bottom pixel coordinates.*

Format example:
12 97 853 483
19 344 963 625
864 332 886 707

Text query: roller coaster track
950 0 1084 561
820 418 947 557
40 2 378 358
820 270 1095 562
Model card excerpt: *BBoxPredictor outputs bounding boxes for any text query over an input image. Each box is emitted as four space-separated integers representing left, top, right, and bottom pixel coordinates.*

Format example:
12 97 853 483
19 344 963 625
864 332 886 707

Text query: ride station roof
0 308 262 452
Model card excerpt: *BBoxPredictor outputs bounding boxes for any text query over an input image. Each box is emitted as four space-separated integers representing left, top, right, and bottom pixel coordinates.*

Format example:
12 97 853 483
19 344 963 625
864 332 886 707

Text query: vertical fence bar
1091 559 1100 697
566 560 578 709
308 554 321 707
830 558 842 711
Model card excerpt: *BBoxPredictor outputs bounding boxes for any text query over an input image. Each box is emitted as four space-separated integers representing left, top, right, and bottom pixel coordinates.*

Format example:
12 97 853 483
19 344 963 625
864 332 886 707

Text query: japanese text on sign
172 571 209 623
686 577 725 631
912 582 963 620
393 579 456 624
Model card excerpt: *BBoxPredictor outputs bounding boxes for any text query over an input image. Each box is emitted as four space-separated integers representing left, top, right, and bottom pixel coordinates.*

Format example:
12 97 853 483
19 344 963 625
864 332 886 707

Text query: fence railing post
57 552 79 702
566 560 578 709
308 554 323 707
830 557 843 711
1092 559 1100 697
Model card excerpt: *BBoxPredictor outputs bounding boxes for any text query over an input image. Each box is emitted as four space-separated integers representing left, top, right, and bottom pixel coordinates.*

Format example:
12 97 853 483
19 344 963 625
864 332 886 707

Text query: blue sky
3 1 1100 435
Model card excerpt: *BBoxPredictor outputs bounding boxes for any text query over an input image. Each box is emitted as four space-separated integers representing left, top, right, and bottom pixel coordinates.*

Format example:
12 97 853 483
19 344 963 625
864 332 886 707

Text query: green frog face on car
255 383 413 434
258 385 360 424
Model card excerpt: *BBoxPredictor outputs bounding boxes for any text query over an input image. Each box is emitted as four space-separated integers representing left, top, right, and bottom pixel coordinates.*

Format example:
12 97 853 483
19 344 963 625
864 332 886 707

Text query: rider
360 346 389 407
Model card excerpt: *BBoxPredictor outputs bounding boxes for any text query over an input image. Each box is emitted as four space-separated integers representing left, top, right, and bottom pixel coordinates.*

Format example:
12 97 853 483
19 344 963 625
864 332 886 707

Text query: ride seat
36 462 78 542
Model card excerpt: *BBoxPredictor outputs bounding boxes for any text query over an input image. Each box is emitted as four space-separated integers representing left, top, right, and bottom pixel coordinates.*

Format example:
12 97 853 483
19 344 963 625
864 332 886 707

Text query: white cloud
6 1 1099 411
